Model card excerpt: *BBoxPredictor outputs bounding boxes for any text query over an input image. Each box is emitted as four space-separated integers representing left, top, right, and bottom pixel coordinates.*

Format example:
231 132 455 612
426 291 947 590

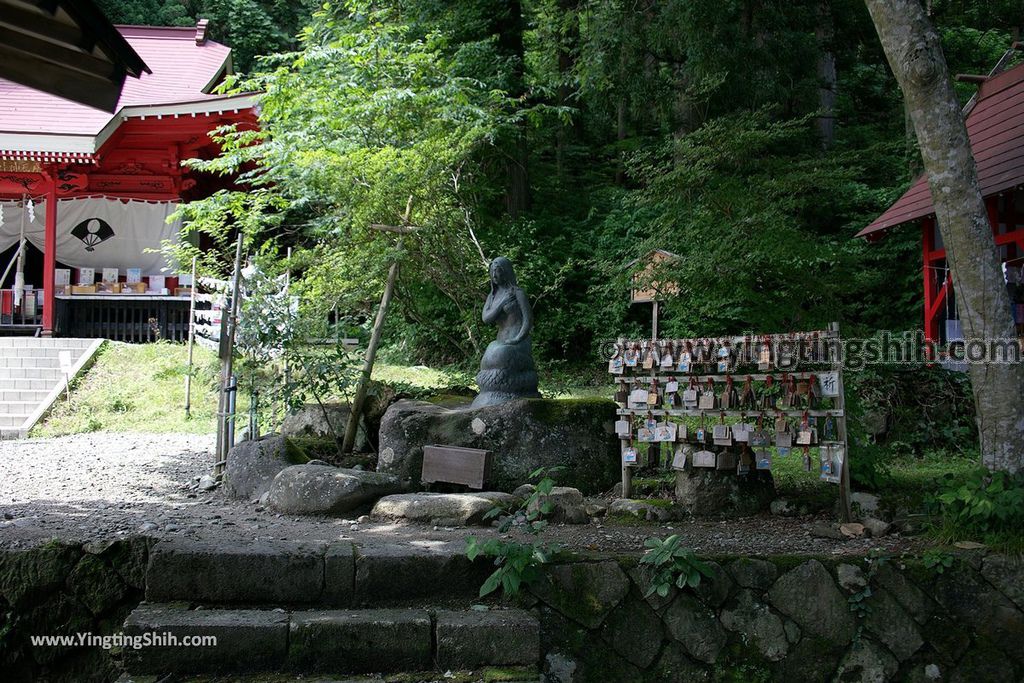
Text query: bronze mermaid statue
471 257 541 407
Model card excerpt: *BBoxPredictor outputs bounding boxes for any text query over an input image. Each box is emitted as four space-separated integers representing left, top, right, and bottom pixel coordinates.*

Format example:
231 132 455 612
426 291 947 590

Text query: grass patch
31 341 221 437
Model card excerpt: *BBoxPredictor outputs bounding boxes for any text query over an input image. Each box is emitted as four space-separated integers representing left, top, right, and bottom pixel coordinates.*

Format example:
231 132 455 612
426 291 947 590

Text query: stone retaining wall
0 538 151 683
1 536 1022 683
529 552 1024 683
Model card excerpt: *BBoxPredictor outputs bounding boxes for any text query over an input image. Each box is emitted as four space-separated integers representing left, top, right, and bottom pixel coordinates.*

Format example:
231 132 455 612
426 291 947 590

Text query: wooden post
651 300 659 340
184 255 197 419
831 321 853 522
342 258 398 453
215 237 244 478
42 174 57 334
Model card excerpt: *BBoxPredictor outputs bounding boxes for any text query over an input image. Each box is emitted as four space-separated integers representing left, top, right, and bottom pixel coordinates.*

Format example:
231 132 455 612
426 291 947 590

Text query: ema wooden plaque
421 445 492 490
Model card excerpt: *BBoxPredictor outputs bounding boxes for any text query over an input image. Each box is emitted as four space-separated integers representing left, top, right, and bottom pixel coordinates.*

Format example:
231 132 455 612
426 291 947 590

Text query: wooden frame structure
612 324 851 520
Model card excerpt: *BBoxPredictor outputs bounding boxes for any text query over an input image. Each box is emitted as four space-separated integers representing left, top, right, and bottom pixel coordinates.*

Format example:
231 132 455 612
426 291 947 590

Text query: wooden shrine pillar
41 172 56 334
921 217 940 343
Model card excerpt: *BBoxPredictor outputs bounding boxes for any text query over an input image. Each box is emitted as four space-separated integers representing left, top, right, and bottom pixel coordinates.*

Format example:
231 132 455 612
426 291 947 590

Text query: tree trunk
865 0 1024 473
555 0 578 180
815 1 837 149
497 0 531 217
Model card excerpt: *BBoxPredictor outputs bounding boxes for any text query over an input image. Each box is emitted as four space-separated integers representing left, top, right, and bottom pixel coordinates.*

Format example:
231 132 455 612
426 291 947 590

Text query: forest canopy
104 0 1024 369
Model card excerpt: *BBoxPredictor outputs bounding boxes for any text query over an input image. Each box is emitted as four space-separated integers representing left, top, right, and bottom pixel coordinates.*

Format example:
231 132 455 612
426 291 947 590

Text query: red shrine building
861 56 1024 346
0 20 254 339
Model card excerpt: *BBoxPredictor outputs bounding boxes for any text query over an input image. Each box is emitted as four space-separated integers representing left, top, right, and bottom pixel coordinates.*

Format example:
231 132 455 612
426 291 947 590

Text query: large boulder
266 464 403 515
371 492 516 526
281 403 370 453
674 469 774 517
224 434 307 501
377 398 619 493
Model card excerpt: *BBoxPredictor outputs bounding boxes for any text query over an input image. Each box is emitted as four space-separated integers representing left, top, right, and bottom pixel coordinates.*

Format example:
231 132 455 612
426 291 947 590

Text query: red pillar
42 172 56 334
922 217 938 343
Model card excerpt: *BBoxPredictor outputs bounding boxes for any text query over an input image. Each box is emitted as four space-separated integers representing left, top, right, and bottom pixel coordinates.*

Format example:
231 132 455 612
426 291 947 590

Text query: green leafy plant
931 468 1024 548
921 549 954 574
638 535 713 598
465 467 563 598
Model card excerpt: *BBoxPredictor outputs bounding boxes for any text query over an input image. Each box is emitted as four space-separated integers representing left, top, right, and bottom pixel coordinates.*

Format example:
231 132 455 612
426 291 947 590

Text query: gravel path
0 432 923 556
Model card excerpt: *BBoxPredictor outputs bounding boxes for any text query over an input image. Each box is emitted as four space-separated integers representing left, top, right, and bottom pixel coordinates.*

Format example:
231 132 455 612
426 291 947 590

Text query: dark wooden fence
54 297 195 342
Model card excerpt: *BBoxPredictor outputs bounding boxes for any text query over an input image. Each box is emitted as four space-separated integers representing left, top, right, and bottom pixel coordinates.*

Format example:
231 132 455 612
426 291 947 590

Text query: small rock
839 522 865 538
356 515 370 524
862 517 891 538
513 484 536 500
850 491 881 516
139 522 158 532
836 563 868 592
770 498 798 517
810 522 845 540
584 500 607 518
198 474 218 491
307 459 330 466
608 498 675 523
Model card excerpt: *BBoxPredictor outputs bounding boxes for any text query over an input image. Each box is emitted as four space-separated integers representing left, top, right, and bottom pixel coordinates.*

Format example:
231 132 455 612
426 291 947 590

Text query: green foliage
931 469 1024 545
921 549 955 574
465 466 562 598
638 535 713 598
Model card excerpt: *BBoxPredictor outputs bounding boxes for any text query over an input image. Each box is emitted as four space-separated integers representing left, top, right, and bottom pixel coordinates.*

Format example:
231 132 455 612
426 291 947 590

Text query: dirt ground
0 432 922 556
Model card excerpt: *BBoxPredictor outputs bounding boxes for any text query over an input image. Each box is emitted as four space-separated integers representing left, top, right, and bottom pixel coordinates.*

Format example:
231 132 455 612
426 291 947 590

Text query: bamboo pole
342 258 398 453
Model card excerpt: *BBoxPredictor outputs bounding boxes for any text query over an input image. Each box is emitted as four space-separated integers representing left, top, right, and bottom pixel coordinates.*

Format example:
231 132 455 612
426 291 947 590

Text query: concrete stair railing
0 337 103 439
121 538 540 679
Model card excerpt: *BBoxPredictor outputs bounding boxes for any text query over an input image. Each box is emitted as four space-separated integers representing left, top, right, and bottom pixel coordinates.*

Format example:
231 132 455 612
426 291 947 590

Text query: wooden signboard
422 445 492 489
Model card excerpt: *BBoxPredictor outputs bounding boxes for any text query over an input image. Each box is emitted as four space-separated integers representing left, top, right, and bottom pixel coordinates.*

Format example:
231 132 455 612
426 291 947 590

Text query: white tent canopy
0 197 181 275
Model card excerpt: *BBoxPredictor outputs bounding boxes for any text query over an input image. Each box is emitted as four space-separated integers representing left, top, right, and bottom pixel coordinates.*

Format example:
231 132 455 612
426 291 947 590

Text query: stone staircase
119 538 540 681
0 337 103 439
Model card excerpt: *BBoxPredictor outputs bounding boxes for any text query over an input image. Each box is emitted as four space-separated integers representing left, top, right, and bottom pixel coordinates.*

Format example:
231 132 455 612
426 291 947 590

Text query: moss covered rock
378 398 619 493
223 434 309 501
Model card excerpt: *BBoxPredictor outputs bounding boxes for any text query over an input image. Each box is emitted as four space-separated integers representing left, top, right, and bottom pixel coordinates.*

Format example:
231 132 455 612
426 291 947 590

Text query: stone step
123 604 539 676
2 366 65 379
0 336 95 349
145 539 491 606
0 356 65 368
0 389 51 402
0 377 56 391
0 413 30 428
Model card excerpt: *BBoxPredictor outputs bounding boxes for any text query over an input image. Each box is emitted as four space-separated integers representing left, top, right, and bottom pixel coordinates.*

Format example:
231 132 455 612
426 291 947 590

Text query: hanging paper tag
712 424 732 446
776 431 792 448
682 389 698 406
732 423 751 443
756 450 772 470
614 419 631 437
716 450 737 470
629 389 649 410
698 391 715 411
677 353 691 373
655 422 677 442
608 357 624 374
796 428 813 446
693 450 716 468
817 372 840 398
638 427 655 442
661 352 674 368
665 380 679 393
676 422 688 441
672 445 688 470
623 447 638 465
750 429 770 447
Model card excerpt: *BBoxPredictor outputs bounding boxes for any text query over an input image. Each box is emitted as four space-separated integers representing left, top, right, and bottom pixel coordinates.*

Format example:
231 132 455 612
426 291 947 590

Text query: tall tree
865 0 1024 473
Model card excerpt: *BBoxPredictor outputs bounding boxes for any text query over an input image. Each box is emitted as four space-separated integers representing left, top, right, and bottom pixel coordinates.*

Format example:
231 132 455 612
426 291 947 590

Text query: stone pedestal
377 398 619 494
674 469 775 517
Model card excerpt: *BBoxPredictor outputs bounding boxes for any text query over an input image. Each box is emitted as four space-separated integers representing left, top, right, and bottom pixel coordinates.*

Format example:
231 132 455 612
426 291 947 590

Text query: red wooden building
0 20 255 338
860 58 1024 345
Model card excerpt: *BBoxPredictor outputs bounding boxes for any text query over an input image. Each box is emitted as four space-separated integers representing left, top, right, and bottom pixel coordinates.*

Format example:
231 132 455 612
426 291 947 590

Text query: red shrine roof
858 60 1024 238
0 23 254 162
